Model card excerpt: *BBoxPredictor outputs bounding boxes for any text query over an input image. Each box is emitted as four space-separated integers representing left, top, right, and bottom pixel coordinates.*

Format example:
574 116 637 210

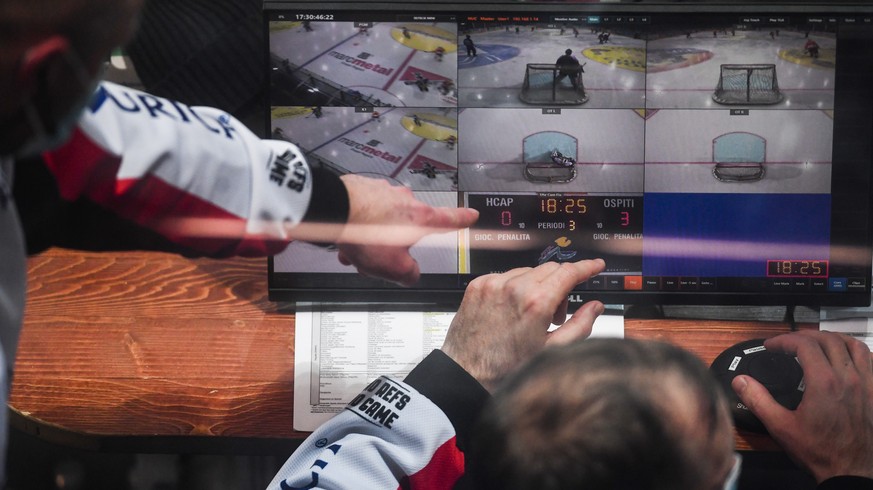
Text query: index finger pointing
422 206 480 230
536 259 606 295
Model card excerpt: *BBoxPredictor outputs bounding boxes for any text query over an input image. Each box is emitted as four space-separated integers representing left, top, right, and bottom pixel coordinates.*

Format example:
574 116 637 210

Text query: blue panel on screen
642 193 831 277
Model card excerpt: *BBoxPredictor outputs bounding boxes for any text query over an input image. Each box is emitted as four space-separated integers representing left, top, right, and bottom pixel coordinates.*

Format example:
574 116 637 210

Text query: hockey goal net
712 64 783 105
520 63 589 105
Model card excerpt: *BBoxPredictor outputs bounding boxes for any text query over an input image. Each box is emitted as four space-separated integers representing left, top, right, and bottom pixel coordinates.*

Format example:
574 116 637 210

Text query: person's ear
16 35 71 88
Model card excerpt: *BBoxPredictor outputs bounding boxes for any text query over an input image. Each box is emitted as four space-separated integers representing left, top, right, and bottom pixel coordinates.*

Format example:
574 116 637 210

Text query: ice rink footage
458 26 646 109
458 108 645 193
644 109 833 193
271 21 458 108
271 106 459 192
647 29 835 109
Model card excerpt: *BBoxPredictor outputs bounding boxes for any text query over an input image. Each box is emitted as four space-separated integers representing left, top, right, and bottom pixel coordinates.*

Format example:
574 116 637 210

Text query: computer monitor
265 1 873 307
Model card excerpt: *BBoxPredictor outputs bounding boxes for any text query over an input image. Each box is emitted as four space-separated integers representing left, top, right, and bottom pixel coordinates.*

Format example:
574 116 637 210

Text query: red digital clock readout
766 260 828 278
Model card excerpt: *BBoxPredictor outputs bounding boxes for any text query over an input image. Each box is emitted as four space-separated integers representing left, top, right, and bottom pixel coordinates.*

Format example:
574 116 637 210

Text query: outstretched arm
28 82 478 287
335 174 478 287
280 173 478 286
270 260 606 489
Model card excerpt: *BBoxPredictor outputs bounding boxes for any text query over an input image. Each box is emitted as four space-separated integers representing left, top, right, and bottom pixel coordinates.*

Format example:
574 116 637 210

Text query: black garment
405 350 490 453
555 54 581 89
463 37 477 57
555 54 578 66
818 476 873 490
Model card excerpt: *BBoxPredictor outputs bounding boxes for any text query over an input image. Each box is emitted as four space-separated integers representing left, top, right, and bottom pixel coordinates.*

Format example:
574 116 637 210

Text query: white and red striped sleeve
39 81 347 257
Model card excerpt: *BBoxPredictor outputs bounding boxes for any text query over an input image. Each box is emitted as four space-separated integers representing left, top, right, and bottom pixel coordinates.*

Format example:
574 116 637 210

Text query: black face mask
13 47 98 159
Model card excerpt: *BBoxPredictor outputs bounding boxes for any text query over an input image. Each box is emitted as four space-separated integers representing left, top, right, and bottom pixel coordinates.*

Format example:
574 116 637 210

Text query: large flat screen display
266 1 873 307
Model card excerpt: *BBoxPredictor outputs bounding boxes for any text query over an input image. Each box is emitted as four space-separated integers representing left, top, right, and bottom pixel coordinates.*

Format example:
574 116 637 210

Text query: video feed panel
456 14 646 283
269 15 458 108
639 14 837 296
457 15 646 109
268 10 462 280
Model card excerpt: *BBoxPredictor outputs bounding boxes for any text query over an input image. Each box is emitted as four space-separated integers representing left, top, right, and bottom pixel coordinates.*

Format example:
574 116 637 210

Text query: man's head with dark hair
468 338 735 490
565 48 572 55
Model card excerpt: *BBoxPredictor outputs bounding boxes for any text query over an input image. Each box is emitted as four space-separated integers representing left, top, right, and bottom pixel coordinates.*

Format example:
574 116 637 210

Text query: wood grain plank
11 248 810 452
12 249 306 441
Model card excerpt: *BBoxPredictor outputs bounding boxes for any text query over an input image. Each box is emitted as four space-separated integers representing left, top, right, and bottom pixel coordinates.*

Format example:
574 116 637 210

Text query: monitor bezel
265 1 873 307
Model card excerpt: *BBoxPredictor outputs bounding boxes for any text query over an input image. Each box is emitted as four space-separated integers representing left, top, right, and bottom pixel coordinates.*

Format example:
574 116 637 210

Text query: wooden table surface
9 248 812 453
